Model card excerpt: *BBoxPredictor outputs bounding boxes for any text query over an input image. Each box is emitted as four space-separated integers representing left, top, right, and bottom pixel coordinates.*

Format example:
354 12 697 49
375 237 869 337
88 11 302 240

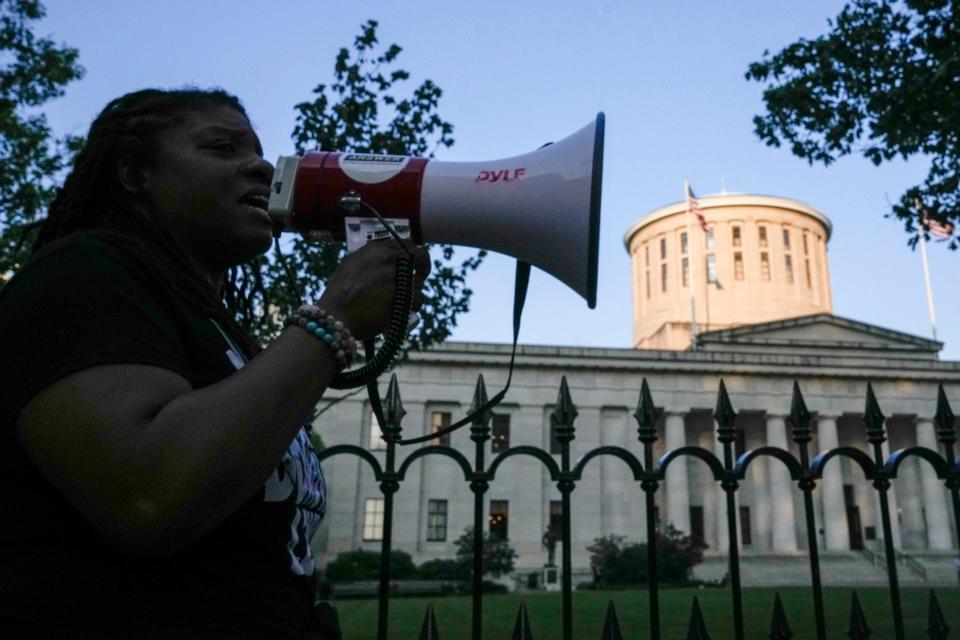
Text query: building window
681 232 688 254
705 228 714 251
758 226 768 248
368 412 387 450
491 414 510 453
690 506 705 547
427 499 448 541
706 254 717 284
682 257 689 287
733 252 744 280
644 244 649 267
489 500 509 540
760 252 770 280
782 228 790 250
659 237 666 260
785 255 794 284
549 500 564 538
645 270 650 298
660 262 667 292
732 225 742 247
739 506 752 546
363 498 385 541
734 428 746 458
549 414 562 454
803 232 809 255
805 258 812 288
432 411 451 446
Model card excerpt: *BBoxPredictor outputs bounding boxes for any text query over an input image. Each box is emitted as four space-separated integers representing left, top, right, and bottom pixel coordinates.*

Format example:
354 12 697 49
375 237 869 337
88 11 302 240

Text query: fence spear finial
470 374 493 440
551 376 578 443
634 377 658 443
767 593 794 640
847 591 872 639
599 600 624 640
417 604 441 640
934 384 956 446
511 600 534 640
685 596 712 640
713 379 737 443
862 383 886 446
789 381 812 444
926 589 950 640
383 372 406 440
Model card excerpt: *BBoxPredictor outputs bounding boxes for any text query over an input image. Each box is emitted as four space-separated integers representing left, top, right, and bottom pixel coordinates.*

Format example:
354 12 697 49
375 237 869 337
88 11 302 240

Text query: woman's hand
318 239 430 340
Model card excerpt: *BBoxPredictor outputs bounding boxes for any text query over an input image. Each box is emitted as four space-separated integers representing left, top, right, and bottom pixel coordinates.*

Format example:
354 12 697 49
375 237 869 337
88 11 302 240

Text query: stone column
766 415 798 551
917 418 953 550
714 435 729 552
876 439 903 549
712 434 741 551
817 415 849 551
665 412 691 534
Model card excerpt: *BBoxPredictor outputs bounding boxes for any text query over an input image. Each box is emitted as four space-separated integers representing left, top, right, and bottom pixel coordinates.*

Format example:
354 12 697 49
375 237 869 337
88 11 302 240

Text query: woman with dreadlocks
0 87 429 638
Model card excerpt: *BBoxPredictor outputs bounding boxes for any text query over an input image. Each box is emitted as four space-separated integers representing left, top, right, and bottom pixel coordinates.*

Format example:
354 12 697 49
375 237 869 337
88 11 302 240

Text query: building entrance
844 485 864 550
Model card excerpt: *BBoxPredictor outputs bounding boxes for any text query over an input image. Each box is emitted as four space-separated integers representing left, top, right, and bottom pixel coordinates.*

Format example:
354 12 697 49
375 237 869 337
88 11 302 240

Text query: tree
0 0 83 279
229 20 485 348
745 0 959 247
586 525 705 587
454 526 518 579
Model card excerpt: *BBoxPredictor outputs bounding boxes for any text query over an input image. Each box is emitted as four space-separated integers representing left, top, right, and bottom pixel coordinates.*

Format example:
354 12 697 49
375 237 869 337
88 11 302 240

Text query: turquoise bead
307 321 318 332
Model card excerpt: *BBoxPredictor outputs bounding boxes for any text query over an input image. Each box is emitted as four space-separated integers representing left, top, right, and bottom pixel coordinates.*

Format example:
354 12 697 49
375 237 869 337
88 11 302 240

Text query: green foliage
416 557 467 581
325 549 418 581
586 525 705 587
746 0 959 247
0 0 83 278
454 526 518 579
237 19 485 348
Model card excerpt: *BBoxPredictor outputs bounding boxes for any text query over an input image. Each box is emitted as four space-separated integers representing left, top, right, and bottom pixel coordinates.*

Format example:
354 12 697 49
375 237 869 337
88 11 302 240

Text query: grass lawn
332 586 960 639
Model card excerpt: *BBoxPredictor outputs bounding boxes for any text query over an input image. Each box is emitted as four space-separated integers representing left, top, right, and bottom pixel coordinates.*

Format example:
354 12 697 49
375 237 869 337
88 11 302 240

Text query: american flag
686 182 707 232
924 215 954 240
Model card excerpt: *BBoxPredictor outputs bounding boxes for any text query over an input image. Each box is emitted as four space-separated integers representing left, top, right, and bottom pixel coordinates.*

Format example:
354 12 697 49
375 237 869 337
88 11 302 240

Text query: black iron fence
317 375 960 640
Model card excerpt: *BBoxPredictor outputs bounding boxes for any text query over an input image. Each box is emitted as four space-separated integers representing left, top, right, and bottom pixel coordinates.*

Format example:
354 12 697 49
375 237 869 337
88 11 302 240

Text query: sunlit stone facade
623 194 833 350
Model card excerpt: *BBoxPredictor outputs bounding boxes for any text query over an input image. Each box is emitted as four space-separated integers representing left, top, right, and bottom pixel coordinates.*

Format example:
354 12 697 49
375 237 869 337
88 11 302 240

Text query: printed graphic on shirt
211 319 326 576
264 428 327 576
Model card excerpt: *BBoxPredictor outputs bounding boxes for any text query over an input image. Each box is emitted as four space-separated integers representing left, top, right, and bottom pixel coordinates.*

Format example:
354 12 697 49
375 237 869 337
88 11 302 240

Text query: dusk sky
39 1 959 360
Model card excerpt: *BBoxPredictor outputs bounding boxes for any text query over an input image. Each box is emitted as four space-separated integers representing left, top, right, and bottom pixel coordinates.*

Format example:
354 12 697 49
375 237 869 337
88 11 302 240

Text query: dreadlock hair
33 87 265 358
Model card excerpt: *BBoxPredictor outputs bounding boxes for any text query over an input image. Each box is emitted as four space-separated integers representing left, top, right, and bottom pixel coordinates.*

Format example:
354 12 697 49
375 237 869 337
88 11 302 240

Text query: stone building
312 194 960 585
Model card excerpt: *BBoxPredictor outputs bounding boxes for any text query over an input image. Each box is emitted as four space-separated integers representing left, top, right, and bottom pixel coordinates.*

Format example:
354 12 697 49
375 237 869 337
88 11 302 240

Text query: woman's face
137 104 275 276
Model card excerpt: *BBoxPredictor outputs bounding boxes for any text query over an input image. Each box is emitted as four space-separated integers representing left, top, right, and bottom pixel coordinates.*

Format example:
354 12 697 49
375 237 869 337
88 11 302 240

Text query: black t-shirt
0 234 326 638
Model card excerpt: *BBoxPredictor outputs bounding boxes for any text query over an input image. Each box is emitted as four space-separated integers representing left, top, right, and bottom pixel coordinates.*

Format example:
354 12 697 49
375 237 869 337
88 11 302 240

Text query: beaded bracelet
284 304 358 371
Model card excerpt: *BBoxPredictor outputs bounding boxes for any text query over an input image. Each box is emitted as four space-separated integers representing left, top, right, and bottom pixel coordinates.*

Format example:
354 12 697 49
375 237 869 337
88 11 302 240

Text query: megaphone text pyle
269 113 604 308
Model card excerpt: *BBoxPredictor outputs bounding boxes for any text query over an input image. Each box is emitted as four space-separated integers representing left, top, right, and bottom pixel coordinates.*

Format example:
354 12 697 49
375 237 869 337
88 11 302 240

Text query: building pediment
697 313 942 360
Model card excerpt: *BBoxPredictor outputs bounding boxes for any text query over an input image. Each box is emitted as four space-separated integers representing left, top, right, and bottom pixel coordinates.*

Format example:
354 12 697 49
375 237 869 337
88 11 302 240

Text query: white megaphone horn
268 113 604 308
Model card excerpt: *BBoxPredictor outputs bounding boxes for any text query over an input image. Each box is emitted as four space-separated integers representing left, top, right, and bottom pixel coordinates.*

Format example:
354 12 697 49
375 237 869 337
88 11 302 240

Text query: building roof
389 313 958 386
696 313 942 360
622 193 833 252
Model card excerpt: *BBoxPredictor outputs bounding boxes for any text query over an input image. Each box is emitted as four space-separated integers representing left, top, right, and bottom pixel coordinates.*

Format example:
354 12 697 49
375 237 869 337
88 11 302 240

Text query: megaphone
268 113 604 308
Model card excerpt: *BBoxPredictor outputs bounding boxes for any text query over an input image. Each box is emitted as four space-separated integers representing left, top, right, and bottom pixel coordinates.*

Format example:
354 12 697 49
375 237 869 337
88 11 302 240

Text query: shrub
417 558 467 581
586 524 705 587
325 549 418 581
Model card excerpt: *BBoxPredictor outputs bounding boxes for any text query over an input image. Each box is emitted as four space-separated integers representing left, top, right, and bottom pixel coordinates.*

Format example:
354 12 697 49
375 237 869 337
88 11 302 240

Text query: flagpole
916 201 939 341
685 179 698 349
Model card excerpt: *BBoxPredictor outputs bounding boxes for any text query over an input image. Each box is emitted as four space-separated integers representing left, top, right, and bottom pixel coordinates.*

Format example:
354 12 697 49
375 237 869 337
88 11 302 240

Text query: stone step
692 552 955 587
